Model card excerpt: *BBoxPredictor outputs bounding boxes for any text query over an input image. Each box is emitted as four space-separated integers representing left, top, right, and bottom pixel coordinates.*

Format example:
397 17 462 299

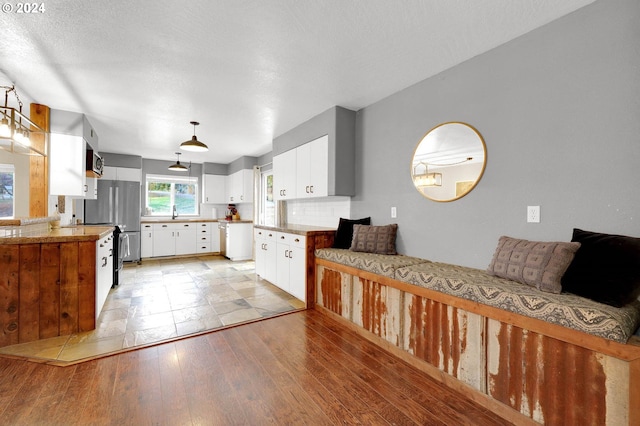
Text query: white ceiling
1 0 595 164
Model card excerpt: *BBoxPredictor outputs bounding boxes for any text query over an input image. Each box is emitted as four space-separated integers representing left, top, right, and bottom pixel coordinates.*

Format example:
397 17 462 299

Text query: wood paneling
39 243 60 338
0 241 98 347
59 242 79 335
0 245 20 347
77 241 96 331
29 103 49 217
316 258 640 425
18 244 40 342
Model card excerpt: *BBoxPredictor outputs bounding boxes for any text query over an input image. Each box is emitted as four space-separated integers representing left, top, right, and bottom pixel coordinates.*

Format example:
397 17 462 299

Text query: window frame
145 174 199 217
0 164 15 219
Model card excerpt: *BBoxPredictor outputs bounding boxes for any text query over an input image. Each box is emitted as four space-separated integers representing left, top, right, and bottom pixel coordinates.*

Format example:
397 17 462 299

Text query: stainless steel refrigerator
85 179 141 263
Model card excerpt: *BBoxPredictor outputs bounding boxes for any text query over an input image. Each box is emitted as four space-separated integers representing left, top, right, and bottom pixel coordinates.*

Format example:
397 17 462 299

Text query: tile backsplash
286 197 351 228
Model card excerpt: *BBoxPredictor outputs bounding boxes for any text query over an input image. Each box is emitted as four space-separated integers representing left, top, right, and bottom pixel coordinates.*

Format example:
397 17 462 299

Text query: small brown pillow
487 236 580 293
350 224 398 255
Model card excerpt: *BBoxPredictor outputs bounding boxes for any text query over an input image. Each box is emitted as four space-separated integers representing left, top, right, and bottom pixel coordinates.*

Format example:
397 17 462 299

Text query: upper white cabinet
296 135 328 199
49 109 100 198
202 174 226 204
274 135 329 200
226 169 254 203
272 106 356 201
102 166 141 182
273 148 296 200
49 133 87 197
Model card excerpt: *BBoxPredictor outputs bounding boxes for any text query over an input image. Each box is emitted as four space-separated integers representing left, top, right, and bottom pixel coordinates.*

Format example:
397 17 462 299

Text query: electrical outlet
527 206 540 223
391 207 397 218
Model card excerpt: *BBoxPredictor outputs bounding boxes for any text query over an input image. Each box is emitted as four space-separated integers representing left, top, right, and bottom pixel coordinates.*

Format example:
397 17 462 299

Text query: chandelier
0 85 47 156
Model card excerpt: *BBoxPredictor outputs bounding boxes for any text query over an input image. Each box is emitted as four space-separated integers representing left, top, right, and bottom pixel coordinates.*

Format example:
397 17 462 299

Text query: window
0 164 14 219
145 174 198 216
258 169 276 226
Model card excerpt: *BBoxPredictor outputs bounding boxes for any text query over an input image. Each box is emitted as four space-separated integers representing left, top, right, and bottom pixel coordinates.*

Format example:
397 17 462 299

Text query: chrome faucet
172 205 178 220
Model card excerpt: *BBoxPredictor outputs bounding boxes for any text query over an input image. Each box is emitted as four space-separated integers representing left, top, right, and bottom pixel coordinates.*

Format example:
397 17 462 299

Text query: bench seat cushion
315 248 429 278
395 262 640 343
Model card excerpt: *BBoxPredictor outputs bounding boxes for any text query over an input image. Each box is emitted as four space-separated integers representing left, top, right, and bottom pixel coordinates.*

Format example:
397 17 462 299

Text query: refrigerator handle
109 186 113 223
115 186 119 225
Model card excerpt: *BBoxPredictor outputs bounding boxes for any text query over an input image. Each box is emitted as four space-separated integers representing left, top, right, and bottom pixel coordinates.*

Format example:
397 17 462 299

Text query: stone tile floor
0 255 304 364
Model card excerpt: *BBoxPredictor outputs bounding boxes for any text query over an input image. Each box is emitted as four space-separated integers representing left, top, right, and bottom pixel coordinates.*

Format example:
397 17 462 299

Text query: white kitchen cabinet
102 166 142 182
196 222 212 253
275 232 307 302
85 176 98 200
225 222 253 261
296 135 328 198
175 223 197 255
49 110 102 198
255 228 277 284
152 223 176 257
49 133 87 197
273 135 329 200
144 221 219 258
96 232 114 320
227 169 254 203
202 174 226 204
141 223 153 258
273 148 296 200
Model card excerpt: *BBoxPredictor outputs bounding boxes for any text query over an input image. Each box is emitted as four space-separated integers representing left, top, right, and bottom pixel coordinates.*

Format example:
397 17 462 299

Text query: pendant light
180 121 208 152
168 152 188 171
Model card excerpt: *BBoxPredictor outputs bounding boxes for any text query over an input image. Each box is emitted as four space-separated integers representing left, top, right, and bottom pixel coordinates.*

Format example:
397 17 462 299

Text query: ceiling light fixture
180 121 208 152
0 85 46 156
168 152 189 172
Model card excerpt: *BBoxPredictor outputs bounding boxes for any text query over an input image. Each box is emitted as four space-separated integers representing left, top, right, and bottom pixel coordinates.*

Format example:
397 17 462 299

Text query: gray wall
101 152 142 169
352 0 640 269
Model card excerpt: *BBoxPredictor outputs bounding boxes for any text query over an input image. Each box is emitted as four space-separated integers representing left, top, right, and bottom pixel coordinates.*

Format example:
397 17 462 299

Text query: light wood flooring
0 309 512 425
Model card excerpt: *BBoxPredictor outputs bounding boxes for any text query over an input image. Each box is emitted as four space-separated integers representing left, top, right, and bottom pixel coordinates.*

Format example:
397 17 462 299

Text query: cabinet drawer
197 243 212 253
152 223 176 231
276 232 306 248
198 222 212 232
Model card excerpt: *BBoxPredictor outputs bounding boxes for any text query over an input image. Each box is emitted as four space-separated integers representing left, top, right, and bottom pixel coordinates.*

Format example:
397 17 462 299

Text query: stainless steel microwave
86 149 104 177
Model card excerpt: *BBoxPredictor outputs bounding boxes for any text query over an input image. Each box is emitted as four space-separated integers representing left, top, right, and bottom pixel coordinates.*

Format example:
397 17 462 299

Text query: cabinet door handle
284 249 289 258
102 256 108 267
305 185 310 193
294 238 300 243
288 250 293 259
310 185 314 193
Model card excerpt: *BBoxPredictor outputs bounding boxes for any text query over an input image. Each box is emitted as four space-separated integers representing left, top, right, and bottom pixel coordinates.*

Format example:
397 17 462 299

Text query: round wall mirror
411 122 487 202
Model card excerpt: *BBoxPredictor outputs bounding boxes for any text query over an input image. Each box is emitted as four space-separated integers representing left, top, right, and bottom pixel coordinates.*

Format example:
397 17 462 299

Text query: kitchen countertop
0 225 115 244
254 224 336 236
141 218 223 224
0 216 57 227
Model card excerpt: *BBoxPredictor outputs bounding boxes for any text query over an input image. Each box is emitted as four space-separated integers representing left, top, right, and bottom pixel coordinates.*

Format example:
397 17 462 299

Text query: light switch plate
391 207 397 218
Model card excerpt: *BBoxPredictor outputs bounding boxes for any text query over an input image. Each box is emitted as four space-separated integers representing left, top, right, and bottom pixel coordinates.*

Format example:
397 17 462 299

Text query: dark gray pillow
350 224 398 255
487 236 580 293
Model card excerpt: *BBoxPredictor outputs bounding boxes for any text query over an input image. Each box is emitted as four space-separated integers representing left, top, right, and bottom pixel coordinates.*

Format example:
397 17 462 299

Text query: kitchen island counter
0 225 114 244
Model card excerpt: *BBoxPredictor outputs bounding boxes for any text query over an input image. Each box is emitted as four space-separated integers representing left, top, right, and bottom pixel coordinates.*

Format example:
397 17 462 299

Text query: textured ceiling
1 0 595 164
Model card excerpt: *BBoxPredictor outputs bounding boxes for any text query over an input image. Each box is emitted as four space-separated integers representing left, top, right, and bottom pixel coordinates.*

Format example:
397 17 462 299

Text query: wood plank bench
314 248 640 426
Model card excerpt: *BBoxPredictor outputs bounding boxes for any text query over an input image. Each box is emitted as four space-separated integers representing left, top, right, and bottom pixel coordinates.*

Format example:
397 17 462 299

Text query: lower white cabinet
141 223 153 258
225 222 253 261
152 223 176 257
96 232 114 320
144 221 221 258
276 232 307 301
254 228 277 284
255 227 307 302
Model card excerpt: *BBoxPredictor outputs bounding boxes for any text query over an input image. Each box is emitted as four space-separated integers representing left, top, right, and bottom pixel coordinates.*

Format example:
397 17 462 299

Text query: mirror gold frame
411 122 487 202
